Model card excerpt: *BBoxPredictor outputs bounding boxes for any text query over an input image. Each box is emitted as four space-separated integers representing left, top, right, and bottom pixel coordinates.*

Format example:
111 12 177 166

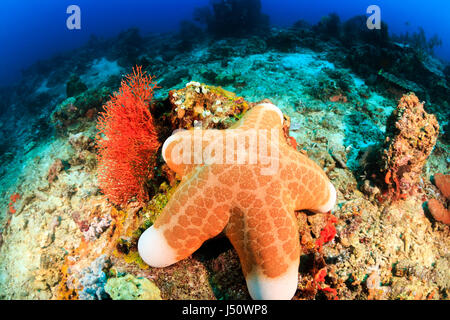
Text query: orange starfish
138 103 336 299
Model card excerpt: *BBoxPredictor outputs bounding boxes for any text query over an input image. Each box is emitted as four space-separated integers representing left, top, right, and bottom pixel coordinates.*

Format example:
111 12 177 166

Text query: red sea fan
96 66 160 206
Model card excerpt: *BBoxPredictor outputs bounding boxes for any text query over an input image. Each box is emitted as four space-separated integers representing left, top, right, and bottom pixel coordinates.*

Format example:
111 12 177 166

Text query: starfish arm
231 103 284 130
283 148 337 213
138 166 231 267
224 205 300 300
161 130 198 178
162 129 227 178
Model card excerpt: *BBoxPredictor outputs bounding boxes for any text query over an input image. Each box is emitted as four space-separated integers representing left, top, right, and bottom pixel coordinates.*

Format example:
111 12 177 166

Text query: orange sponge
434 173 450 199
428 199 450 225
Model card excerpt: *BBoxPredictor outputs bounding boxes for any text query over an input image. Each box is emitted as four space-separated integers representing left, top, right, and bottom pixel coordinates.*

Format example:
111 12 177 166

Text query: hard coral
68 133 97 170
69 133 95 152
96 66 160 206
167 81 249 130
380 93 439 199
52 87 111 135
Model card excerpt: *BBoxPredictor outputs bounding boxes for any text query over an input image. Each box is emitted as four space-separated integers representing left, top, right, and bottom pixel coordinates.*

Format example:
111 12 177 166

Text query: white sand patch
35 79 50 94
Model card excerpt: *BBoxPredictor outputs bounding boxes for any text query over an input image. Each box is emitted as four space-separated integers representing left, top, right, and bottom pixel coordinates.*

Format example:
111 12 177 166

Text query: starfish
138 103 336 299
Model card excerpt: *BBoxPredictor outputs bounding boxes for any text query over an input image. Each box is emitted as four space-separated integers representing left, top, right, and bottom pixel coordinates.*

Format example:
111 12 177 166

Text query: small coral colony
0 0 449 300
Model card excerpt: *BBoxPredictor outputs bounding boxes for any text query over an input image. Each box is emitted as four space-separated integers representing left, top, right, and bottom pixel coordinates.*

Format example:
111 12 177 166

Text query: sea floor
0 29 448 300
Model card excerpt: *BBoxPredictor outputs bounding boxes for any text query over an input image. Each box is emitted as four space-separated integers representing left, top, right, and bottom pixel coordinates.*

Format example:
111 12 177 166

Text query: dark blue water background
0 0 449 86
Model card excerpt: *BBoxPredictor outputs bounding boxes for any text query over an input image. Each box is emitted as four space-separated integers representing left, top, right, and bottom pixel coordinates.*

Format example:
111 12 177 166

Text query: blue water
0 0 449 86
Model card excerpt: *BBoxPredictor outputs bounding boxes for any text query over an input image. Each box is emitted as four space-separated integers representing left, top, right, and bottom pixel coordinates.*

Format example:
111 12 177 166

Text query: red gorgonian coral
96 66 159 206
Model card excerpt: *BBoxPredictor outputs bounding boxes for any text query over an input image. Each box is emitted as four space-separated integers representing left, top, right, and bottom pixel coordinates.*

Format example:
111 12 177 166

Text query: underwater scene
0 0 449 301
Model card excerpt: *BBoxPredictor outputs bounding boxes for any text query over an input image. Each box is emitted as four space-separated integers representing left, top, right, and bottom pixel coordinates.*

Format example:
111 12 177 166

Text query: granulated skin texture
139 103 336 299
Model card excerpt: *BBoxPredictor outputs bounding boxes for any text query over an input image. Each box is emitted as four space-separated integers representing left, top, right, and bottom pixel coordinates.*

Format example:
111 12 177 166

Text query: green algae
105 274 162 300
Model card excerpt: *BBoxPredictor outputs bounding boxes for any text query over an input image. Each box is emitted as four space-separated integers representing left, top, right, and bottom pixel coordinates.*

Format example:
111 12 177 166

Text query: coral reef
66 74 88 98
341 15 389 46
391 27 443 57
68 132 95 152
194 0 269 38
313 13 341 40
8 193 21 214
51 87 111 134
0 14 449 301
330 197 449 300
167 81 250 130
107 28 145 68
379 93 439 199
304 67 354 102
47 159 64 184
